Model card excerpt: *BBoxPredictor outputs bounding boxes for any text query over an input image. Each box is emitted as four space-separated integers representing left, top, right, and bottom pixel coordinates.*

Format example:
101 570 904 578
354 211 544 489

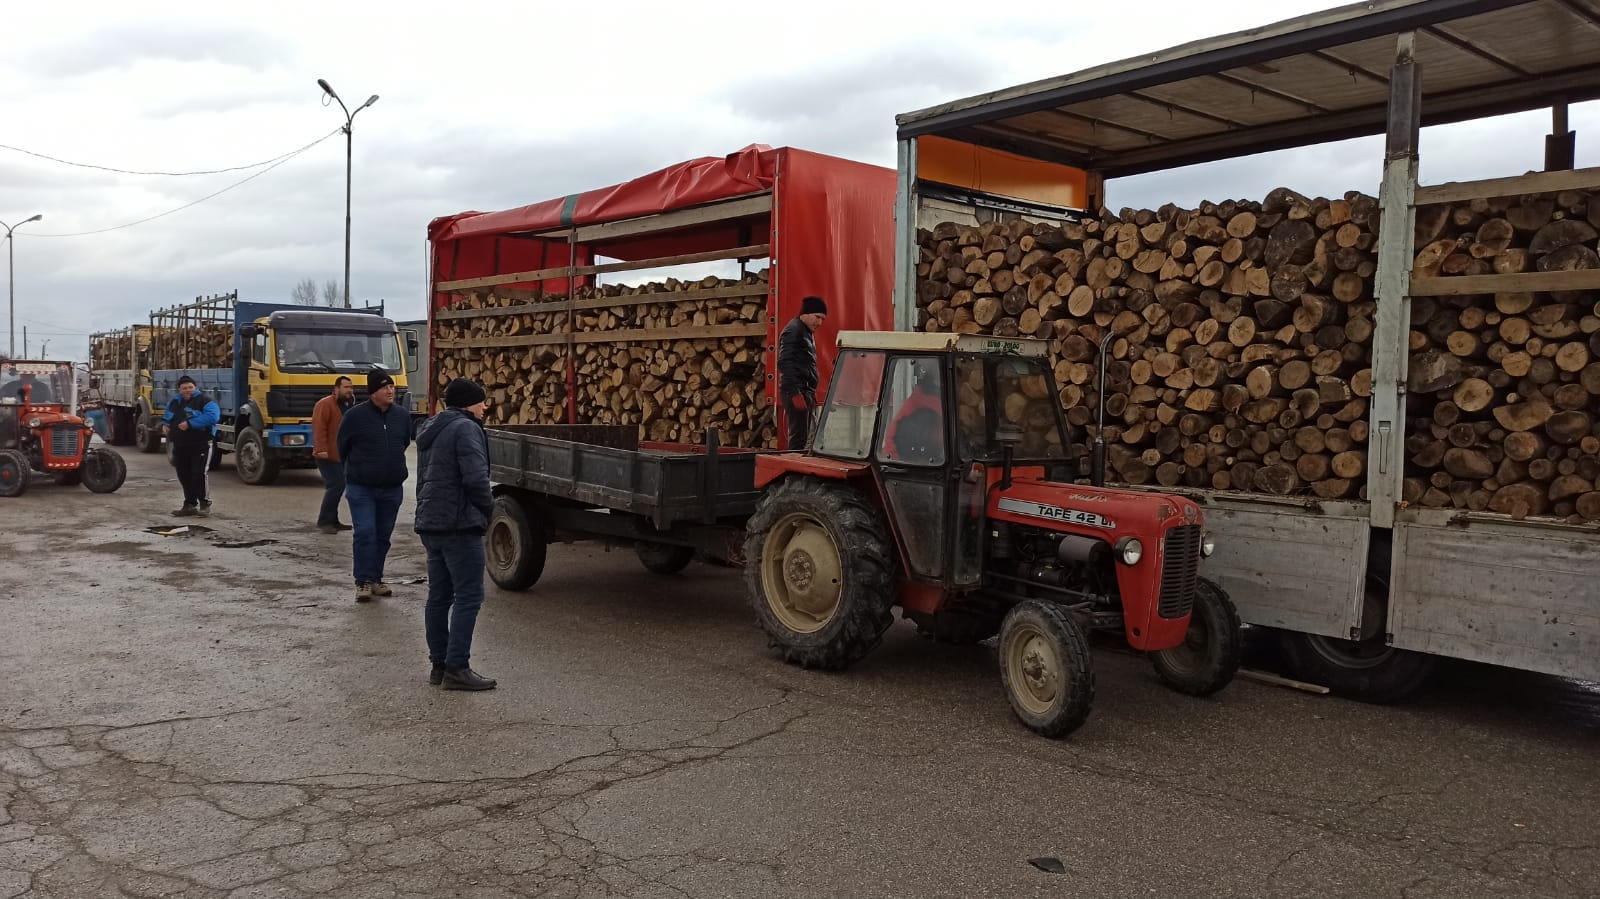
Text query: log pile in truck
426 145 896 449
914 185 1600 524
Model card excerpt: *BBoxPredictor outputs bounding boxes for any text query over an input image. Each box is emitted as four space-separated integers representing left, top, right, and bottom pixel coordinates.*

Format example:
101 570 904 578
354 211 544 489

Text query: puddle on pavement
214 539 278 548
143 525 278 549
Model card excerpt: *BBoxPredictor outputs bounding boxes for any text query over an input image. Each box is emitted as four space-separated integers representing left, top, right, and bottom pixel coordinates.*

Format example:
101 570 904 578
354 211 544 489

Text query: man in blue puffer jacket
413 378 497 691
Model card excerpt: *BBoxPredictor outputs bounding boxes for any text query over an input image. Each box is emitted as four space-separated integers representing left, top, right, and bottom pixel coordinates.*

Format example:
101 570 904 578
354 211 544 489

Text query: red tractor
0 361 127 497
744 332 1239 737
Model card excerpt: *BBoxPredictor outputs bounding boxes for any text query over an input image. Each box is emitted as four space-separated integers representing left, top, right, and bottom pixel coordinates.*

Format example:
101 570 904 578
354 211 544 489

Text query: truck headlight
1115 537 1144 566
1200 532 1216 557
282 434 307 447
26 417 41 429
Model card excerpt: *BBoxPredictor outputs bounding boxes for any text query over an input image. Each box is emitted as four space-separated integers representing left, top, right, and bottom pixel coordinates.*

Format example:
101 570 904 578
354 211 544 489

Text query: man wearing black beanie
336 367 411 603
414 377 496 690
778 295 828 450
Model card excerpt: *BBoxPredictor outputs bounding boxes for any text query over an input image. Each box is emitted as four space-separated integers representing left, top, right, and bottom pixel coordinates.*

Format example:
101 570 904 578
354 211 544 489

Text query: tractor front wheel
80 448 127 494
1150 577 1241 696
999 600 1095 738
744 478 896 670
0 450 29 497
635 541 695 575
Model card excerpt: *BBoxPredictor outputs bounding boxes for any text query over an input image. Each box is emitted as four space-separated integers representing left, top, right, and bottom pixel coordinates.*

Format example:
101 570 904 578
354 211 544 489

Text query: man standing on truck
312 376 355 534
161 375 220 517
337 368 411 603
778 295 827 450
414 378 497 691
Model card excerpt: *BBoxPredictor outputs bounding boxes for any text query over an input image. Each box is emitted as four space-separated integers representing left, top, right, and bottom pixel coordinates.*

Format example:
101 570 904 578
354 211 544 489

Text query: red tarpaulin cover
427 145 896 448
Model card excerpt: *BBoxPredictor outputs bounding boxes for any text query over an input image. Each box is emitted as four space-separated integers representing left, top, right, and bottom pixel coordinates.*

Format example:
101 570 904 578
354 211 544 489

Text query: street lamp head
25 214 41 223
317 78 338 100
361 94 379 110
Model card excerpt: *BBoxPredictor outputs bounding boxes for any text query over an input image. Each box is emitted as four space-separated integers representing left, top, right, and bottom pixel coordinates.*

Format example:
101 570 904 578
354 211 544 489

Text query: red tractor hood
988 473 1204 537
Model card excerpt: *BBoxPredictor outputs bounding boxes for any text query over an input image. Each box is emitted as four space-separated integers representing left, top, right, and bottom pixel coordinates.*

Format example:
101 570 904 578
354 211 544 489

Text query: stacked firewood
1403 192 1600 521
90 332 132 370
432 270 775 447
917 186 1600 522
150 325 232 369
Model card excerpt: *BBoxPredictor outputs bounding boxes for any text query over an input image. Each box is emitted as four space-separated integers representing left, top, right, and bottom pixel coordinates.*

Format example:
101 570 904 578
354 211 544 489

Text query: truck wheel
80 448 127 494
1150 577 1241 697
743 478 896 670
0 450 29 497
234 428 280 485
635 542 694 575
136 414 162 453
999 600 1095 738
1279 573 1436 703
487 496 547 590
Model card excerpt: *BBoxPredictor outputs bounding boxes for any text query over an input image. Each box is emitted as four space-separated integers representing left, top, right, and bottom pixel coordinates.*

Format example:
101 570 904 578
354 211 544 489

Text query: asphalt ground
1 447 1596 898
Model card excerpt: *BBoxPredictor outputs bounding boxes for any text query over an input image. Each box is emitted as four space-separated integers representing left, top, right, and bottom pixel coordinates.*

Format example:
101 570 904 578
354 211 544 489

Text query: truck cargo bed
486 425 765 530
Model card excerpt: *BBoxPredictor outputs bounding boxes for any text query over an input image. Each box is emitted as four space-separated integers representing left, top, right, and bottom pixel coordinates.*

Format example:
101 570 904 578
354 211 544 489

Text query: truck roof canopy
267 310 393 332
896 0 1600 177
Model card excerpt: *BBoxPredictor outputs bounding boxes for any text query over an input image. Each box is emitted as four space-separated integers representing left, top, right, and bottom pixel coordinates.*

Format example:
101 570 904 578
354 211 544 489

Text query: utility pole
317 80 379 309
3 213 44 358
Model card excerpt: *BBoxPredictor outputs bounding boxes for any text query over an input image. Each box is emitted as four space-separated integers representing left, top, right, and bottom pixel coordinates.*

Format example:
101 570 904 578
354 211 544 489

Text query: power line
25 129 341 238
0 130 340 177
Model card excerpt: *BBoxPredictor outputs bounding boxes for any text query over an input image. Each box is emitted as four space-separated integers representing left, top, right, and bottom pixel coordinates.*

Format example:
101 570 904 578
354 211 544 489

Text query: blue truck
148 292 413 485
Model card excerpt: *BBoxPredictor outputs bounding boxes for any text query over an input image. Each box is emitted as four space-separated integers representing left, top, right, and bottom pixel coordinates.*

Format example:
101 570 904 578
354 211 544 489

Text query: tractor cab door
873 355 958 584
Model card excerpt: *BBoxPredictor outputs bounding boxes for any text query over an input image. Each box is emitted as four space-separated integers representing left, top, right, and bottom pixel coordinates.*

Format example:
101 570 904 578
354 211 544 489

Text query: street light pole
2 213 44 358
318 79 379 310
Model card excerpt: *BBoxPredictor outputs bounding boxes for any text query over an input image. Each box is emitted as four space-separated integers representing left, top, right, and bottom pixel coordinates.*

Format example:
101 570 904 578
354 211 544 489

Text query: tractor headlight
26 417 41 429
1115 537 1144 566
282 434 307 447
1200 531 1217 557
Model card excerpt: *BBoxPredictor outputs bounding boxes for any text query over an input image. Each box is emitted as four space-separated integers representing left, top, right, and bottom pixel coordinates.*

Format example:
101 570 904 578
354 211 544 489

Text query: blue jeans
316 460 346 526
421 534 486 668
346 483 403 585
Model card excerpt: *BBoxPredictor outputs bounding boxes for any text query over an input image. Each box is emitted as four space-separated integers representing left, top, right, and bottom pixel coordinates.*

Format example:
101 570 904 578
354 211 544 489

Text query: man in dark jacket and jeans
337 368 411 603
778 295 827 450
414 378 496 690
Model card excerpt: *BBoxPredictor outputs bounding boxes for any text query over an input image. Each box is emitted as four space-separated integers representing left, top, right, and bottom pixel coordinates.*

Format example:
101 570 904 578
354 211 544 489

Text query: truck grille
1159 524 1202 618
267 386 410 418
51 428 81 459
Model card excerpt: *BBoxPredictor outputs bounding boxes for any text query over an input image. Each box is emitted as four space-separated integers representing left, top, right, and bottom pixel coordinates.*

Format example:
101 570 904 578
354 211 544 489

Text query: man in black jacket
414 378 496 690
778 295 828 450
161 375 221 517
336 368 411 603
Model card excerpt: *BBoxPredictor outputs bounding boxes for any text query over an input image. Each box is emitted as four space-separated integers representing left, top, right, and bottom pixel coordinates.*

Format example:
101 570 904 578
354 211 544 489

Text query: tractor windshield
0 361 74 407
955 354 1068 461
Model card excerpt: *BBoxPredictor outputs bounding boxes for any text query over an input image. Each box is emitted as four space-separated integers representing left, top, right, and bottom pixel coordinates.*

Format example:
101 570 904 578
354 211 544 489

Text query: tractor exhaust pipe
1090 329 1116 488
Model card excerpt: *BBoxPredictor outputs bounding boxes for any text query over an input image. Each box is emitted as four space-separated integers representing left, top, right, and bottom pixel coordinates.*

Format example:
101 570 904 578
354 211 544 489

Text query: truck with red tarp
425 144 896 447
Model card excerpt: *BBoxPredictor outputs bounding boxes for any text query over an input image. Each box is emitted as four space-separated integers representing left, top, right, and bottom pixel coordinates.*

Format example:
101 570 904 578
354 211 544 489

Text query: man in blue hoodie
161 375 220 517
414 378 496 690
337 368 412 603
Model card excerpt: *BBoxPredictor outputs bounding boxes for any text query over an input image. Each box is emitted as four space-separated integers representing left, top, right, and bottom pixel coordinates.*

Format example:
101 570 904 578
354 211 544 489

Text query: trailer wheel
0 450 29 497
234 428 279 485
80 448 127 494
999 600 1095 738
1279 572 1435 703
1150 577 1241 696
487 496 547 591
744 477 896 670
635 542 694 575
136 413 162 453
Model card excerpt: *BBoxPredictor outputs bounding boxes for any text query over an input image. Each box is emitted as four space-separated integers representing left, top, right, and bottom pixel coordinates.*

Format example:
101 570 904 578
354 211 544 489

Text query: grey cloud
23 22 298 78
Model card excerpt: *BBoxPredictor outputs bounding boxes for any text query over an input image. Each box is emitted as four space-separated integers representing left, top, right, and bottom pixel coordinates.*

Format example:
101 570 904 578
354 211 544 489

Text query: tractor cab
0 361 126 498
747 332 1239 738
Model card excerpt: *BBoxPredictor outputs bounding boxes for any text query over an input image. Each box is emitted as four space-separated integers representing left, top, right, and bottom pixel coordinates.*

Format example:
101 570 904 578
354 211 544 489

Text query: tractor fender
752 453 869 489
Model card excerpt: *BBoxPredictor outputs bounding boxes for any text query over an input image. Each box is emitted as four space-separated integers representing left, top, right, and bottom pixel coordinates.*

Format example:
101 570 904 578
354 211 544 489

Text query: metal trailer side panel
97 370 141 407
1389 515 1600 680
1190 496 1369 639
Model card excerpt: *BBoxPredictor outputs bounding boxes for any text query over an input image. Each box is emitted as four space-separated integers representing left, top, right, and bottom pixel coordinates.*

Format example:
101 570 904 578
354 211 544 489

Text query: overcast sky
4 0 1596 360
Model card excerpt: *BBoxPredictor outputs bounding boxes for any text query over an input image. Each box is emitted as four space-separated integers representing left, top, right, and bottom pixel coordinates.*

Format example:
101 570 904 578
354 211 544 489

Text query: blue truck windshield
276 329 401 374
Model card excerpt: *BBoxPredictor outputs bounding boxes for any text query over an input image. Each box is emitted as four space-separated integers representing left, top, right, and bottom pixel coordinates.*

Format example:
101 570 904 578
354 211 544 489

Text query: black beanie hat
800 295 828 316
444 378 487 408
177 375 196 386
367 368 395 394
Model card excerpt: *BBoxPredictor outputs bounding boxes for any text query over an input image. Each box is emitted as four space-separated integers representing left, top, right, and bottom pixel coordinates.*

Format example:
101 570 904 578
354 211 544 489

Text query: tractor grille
1158 525 1202 618
51 428 81 459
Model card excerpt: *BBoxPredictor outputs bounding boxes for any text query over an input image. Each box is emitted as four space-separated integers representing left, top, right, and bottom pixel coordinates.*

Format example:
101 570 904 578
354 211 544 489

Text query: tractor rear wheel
1150 577 1241 696
999 600 1095 738
0 450 29 497
136 413 162 453
635 541 694 575
744 477 895 670
80 448 127 494
486 495 547 591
